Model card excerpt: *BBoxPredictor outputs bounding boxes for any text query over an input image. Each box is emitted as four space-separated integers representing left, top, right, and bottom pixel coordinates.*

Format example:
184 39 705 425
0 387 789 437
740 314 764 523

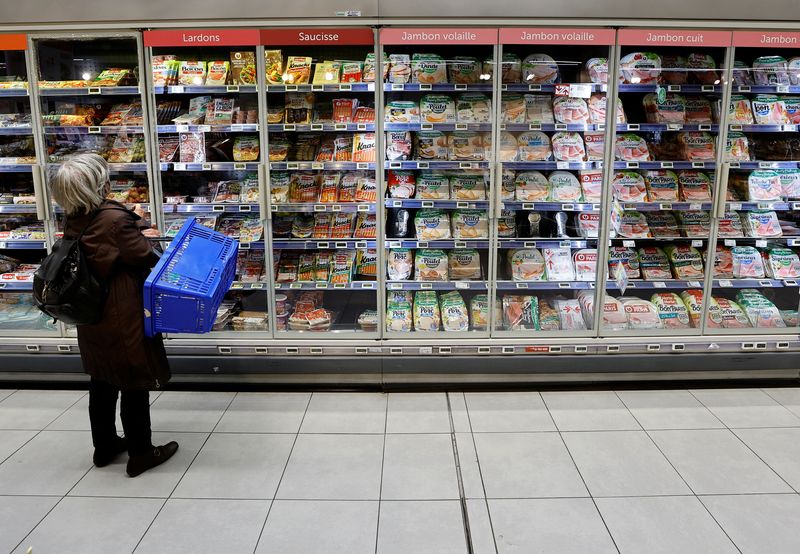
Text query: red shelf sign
261 28 373 45
143 29 259 47
734 31 800 48
500 27 615 45
0 34 27 50
619 29 732 48
380 28 497 45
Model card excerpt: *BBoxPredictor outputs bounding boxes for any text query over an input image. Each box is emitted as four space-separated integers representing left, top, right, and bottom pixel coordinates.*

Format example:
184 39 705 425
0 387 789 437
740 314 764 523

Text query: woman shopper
49 153 178 477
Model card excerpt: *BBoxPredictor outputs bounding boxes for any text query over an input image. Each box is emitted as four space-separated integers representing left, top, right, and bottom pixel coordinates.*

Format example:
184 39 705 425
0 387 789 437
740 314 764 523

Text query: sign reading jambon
619 29 732 47
380 28 498 45
500 28 615 45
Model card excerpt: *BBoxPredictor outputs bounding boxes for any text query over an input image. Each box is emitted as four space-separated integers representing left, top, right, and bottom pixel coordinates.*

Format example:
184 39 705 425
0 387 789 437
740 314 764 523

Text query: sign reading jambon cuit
380 28 498 45
500 28 615 45
143 29 260 47
618 29 732 47
0 35 27 50
734 31 800 47
260 28 374 45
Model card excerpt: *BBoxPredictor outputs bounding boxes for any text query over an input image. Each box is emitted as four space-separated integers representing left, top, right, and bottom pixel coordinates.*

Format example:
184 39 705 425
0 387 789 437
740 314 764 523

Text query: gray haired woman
50 153 178 477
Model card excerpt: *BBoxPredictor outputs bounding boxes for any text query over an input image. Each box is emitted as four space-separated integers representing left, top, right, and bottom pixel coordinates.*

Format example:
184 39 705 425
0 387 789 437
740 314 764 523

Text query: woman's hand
141 226 160 238
132 204 147 219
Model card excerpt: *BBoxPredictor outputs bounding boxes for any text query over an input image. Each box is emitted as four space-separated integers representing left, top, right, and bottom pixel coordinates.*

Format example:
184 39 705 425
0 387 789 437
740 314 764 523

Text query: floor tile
386 393 451 433
377 500 467 554
0 389 15 403
691 389 800 428
650 429 793 494
173 433 294 499
45 394 122 432
734 428 800 491
71 432 208 498
135 498 269 554
455 433 486 500
596 496 738 554
542 391 641 431
562 431 691 497
277 434 384 500
150 391 234 432
15 496 162 554
448 392 472 433
0 496 60 554
617 390 724 430
0 429 36 463
762 387 800 418
473 433 587 498
299 393 386 433
256 500 378 554
215 392 310 433
466 392 555 432
0 390 85 430
488 498 617 554
702 494 800 554
381 434 459 500
466 499 497 554
0 430 92 495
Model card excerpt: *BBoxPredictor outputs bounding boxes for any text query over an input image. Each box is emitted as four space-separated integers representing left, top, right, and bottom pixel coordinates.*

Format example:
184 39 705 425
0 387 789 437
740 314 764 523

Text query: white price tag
777 85 790 93
455 281 469 289
311 124 323 131
528 84 542 92
756 240 767 248
554 123 568 131
558 282 572 289
623 240 635 247
692 240 703 247
528 123 542 131
692 162 705 169
391 83 404 91
289 283 302 289
176 124 189 133
339 84 352 91
88 126 101 134
719 279 733 287
201 163 212 171
361 282 375 289
653 282 667 288
173 163 187 171
199 125 211 133
690 203 702 210
659 203 673 210
627 123 640 131
522 203 534 210
171 85 185 93
314 204 326 212
420 282 433 289
724 239 736 246
335 123 348 131
668 85 681 92
729 202 742 211
515 282 529 289
87 87 101 95
226 85 240 92
388 282 402 290
455 123 468 131
250 283 264 289
357 204 370 212
230 124 244 132
334 283 346 289
759 280 773 287
556 162 570 169
569 83 592 98
287 162 299 170
316 283 328 289
688 281 702 287
416 162 429 169
311 162 324 170
626 162 639 169
454 241 467 248
316 242 330 249
660 162 674 168
283 124 296 131
524 241 538 248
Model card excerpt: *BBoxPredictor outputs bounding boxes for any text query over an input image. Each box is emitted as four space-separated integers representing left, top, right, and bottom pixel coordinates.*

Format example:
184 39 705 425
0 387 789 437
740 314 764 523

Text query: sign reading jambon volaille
500 28 615 45
260 28 373 45
380 28 498 45
143 29 259 47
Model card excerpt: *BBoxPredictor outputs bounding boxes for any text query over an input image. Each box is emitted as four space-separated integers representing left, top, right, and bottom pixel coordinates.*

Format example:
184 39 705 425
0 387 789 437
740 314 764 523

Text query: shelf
385 199 489 209
502 201 601 211
735 85 800 94
169 204 260 214
384 123 490 132
267 123 373 132
719 237 800 246
619 123 718 132
384 239 490 249
0 164 33 173
500 123 717 133
501 123 603 132
0 127 32 136
384 161 489 170
386 281 488 290
0 205 37 214
43 125 144 135
0 88 28 97
618 84 722 94
496 280 594 290
731 162 800 170
273 281 377 290
498 239 595 249
0 240 46 249
268 83 374 93
161 162 260 172
729 124 800 133
502 161 598 170
606 279 704 290
158 124 259 133
612 161 715 170
272 239 377 250
48 162 147 173
609 236 707 242
154 85 258 95
385 83 492 92
38 86 141 97
228 281 269 291
270 161 375 171
0 280 33 291
271 203 375 214
501 83 605 93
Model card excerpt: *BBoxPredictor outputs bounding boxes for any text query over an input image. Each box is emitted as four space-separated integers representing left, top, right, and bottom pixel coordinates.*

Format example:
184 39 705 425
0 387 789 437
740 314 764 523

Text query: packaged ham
386 291 413 332
619 52 661 84
608 247 641 279
497 209 517 238
677 211 711 237
508 248 545 281
524 94 554 124
615 210 651 238
543 247 575 281
601 295 629 331
751 95 788 125
522 53 559 84
644 170 679 202
551 132 586 162
414 209 451 240
470 294 489 330
651 292 692 329
448 132 484 161
687 53 719 85
732 246 766 277
388 170 416 199
678 131 716 162
736 289 786 328
456 93 492 123
615 133 651 161
555 298 587 330
553 97 590 125
678 170 712 202
620 298 663 329
784 97 800 125
791 58 800 86
645 211 680 238
585 58 608 83
612 170 648 202
420 94 456 124
496 53 522 83
517 131 552 161
386 130 412 161
414 249 448 281
765 247 800 279
499 132 519 162
413 290 441 332
501 169 516 200
718 211 745 238
660 54 688 85
745 170 783 202
452 210 489 239
548 171 582 202
743 210 782 238
753 56 791 86
450 173 486 200
731 60 753 87
579 170 603 202
501 94 525 123
681 289 722 328
415 131 448 160
440 291 470 332
448 249 482 280
387 249 413 281
515 171 549 201
725 132 751 162
385 100 420 123
778 169 800 198
584 132 605 162
643 93 686 124
412 53 447 84
574 249 598 281
577 212 601 238
638 247 671 280
588 94 626 125
449 57 481 84
727 95 755 124
714 298 751 329
706 245 734 277
417 173 450 200
664 245 704 279
503 295 539 330
684 96 714 124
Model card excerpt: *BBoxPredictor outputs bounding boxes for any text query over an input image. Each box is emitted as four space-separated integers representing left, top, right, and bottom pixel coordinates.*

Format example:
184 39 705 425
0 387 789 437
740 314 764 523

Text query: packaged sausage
417 173 450 199
612 170 648 202
619 52 661 84
450 173 486 200
282 56 311 85
678 170 712 202
353 213 376 239
412 53 447 84
522 53 559 84
718 211 745 238
508 248 545 281
452 210 489 239
620 298 663 329
552 97 590 125
650 292 691 329
448 249 482 280
179 132 205 163
765 247 800 279
415 131 448 160
517 131 552 161
677 210 711 237
449 132 484 161
638 247 671 280
732 246 766 277
501 94 526 123
615 133 651 161
264 50 283 84
352 133 375 163
414 209 451 240
524 94 554 124
548 171 582 202
643 93 686 124
543 247 575 281
313 61 341 84
551 132 586 162
753 56 790 86
354 175 377 202
388 170 416 198
456 93 492 123
752 95 788 125
232 136 259 162
646 211 680 238
743 210 782 238
537 300 560 331
503 295 539 330
664 244 704 279
386 130 412 161
420 94 456 123
285 92 314 124
608 247 641 279
515 171 549 201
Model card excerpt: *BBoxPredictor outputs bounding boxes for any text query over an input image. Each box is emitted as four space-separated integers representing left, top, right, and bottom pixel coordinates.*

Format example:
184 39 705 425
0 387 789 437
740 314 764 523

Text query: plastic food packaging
448 249 482 280
470 295 489 330
765 247 800 279
678 170 712 202
579 170 603 201
612 170 648 202
515 171 549 201
677 211 711 237
548 171 582 202
664 244 704 279
440 291 470 332
714 298 751 329
619 52 661 84
502 295 539 330
736 289 786 328
638 247 671 280
522 53 559 84
620 297 663 329
414 209 451 240
651 292 692 329
643 93 686 124
552 97 589 125
420 94 456 123
732 246 766 278
542 247 575 281
644 170 679 202
753 56 790 86
608 247 640 279
452 210 489 239
414 249 449 281
386 291 413 332
743 210 782 238
573 249 598 281
646 211 680 238
412 54 447 84
555 298 587 330
681 289 722 328
551 132 586 162
752 95 788 125
508 249 545 281
615 133 651 161
615 210 651 238
524 94 554 124
517 131 552 161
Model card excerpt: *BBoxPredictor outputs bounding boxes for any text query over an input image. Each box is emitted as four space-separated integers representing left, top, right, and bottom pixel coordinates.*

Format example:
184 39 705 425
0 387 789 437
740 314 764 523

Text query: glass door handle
32 164 49 221
714 162 730 219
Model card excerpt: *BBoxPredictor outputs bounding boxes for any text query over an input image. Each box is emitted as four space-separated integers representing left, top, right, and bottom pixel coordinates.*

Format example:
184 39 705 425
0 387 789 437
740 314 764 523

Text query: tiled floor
2 388 800 553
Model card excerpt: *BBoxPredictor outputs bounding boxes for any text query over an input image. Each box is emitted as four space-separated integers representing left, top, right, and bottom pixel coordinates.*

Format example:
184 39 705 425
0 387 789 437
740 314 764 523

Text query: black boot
93 436 128 468
126 442 179 477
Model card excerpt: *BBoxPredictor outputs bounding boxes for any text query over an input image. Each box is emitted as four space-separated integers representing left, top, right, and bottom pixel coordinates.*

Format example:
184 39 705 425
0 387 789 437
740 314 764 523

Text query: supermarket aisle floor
2 388 800 553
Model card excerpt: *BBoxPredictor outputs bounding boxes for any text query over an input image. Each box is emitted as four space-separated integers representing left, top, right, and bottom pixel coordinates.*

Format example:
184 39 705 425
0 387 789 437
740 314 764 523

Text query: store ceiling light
81 72 91 80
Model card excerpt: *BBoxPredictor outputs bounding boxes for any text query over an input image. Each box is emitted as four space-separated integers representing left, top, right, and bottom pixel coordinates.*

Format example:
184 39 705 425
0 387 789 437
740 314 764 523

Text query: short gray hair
49 153 110 216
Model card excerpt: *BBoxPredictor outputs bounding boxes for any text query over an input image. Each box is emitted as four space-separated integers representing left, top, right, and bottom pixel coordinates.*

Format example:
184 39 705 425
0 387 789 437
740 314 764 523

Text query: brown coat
65 200 170 390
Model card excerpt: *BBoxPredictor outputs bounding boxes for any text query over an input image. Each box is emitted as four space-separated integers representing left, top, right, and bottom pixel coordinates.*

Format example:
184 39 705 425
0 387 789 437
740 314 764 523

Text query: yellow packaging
205 61 229 85
284 56 312 84
313 61 341 84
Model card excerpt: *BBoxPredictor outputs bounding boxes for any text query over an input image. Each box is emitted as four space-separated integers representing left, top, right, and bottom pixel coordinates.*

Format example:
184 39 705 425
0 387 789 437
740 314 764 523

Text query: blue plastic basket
144 218 238 337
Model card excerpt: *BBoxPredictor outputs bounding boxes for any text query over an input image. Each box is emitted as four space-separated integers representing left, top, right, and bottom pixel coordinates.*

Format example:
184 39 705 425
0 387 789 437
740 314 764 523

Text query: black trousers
88 378 152 456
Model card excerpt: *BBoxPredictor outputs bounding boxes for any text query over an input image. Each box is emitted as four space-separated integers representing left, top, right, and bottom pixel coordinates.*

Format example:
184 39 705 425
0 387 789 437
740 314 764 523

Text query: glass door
263 28 379 336
379 28 497 337
493 27 615 337
144 29 269 336
0 34 56 336
599 29 732 336
704 30 800 333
